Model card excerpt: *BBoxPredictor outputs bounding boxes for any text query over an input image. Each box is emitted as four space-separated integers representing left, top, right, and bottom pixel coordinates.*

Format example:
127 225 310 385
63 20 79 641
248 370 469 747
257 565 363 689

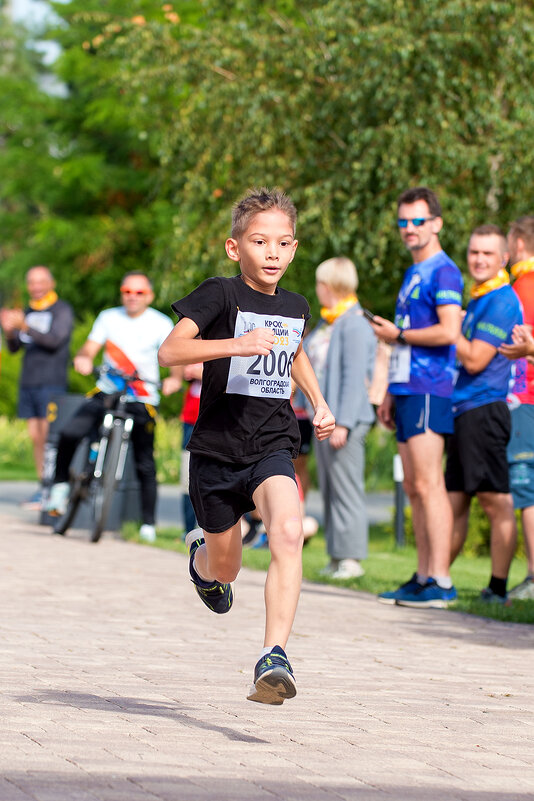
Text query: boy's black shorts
445 401 511 495
189 449 296 534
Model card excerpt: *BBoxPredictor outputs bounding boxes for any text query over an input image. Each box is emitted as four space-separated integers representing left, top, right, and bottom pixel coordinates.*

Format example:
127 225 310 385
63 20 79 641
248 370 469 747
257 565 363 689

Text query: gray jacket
304 304 376 429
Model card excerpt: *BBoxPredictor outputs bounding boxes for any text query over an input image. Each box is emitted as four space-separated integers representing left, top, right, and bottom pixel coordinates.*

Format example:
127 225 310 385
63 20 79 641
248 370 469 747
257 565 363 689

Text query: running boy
158 188 335 705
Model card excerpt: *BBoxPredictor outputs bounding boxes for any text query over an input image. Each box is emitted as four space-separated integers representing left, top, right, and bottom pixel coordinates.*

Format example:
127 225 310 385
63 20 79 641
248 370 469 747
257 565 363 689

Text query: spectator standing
444 225 522 603
180 362 202 535
47 272 181 542
370 187 463 607
499 216 534 600
305 257 376 579
0 266 73 509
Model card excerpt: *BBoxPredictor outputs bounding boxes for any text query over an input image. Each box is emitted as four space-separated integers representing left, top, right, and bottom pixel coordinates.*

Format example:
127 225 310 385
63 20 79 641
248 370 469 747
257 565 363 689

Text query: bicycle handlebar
93 364 160 389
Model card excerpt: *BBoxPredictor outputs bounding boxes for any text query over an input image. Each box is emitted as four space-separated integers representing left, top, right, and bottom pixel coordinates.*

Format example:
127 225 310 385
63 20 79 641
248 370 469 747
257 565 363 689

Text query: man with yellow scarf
445 225 522 603
0 267 73 509
498 216 534 601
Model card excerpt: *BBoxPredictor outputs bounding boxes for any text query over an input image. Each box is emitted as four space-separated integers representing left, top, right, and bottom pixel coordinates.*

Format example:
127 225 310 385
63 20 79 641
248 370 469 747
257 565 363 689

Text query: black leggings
54 394 157 525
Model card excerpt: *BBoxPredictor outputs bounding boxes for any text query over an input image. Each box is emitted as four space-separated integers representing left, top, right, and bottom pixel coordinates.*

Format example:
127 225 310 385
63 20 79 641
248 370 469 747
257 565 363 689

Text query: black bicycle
53 366 150 542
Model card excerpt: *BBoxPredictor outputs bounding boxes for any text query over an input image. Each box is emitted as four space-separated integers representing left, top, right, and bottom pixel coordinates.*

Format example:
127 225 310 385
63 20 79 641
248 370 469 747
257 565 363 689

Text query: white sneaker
330 559 365 579
139 524 156 543
47 482 70 516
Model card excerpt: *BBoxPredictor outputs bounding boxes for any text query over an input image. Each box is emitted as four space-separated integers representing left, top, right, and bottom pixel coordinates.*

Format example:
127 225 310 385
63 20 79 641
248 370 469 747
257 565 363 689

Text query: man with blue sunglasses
370 187 463 607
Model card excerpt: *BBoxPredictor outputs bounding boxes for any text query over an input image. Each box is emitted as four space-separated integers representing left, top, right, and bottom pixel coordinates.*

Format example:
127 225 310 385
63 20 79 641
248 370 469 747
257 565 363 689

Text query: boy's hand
312 404 336 441
235 327 275 356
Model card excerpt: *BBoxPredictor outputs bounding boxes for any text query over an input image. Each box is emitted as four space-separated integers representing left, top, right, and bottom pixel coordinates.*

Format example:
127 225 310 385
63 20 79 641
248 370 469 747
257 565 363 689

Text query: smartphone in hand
362 308 376 322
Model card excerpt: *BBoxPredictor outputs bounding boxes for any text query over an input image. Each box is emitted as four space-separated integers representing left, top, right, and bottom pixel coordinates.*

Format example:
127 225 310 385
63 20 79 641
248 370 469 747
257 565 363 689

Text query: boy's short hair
315 257 358 296
509 216 534 252
231 187 297 239
397 186 442 218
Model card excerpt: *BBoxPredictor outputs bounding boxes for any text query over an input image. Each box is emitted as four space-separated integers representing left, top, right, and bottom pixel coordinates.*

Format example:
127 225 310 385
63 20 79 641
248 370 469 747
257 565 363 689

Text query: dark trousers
54 394 157 525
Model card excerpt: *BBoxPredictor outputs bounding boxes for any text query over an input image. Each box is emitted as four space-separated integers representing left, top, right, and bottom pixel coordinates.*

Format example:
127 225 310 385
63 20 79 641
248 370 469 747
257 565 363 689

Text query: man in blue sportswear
445 225 522 603
370 187 463 608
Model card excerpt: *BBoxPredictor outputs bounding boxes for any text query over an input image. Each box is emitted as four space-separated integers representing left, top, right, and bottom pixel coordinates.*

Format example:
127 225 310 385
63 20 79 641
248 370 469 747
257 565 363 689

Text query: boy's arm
291 346 335 441
158 316 276 367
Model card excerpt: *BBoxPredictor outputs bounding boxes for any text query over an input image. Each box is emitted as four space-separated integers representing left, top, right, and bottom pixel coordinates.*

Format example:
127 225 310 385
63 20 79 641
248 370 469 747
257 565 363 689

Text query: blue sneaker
378 573 425 605
247 645 297 705
396 579 457 608
185 529 233 614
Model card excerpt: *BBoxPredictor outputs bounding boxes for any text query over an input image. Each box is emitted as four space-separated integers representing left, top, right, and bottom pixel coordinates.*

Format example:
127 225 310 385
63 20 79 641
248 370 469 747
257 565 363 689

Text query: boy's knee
269 517 303 555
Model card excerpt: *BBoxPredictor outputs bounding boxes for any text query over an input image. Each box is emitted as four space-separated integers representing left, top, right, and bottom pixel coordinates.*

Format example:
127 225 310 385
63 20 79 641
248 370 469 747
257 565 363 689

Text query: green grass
123 521 534 625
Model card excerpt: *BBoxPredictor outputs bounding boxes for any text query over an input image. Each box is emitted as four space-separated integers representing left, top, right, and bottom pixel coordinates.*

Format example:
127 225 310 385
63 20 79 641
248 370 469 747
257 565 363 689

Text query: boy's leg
245 474 301 704
193 522 242 585
185 523 241 615
252 475 303 649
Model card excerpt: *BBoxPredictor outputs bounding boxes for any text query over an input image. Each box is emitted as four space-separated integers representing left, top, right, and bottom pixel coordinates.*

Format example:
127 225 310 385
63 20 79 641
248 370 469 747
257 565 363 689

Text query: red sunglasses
121 288 149 296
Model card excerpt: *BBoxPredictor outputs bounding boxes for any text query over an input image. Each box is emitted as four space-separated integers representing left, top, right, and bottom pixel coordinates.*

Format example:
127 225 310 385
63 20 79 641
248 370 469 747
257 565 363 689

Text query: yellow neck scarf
511 258 534 281
470 269 509 299
29 291 58 311
320 294 358 325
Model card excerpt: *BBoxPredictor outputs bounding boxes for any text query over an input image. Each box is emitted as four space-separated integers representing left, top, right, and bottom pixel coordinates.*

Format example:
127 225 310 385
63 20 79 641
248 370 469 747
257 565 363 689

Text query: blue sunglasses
397 217 436 228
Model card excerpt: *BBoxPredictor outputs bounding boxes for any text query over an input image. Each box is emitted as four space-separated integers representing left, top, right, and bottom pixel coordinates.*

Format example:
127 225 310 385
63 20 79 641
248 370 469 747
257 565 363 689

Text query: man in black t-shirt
159 188 335 705
1 266 73 508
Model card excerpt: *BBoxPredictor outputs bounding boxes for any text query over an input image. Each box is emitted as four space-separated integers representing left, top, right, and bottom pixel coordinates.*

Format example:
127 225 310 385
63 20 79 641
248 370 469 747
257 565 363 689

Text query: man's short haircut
231 187 297 239
315 257 358 296
121 271 153 289
470 224 507 254
26 265 54 282
508 216 534 253
397 186 442 218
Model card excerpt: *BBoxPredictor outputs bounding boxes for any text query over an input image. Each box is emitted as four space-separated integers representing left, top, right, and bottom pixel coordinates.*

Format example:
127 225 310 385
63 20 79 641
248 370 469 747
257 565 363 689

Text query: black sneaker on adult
247 645 297 705
185 529 233 614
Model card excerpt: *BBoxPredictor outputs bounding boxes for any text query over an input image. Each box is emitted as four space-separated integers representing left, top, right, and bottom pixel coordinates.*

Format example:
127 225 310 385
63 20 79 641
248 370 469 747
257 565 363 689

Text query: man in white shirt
48 272 181 541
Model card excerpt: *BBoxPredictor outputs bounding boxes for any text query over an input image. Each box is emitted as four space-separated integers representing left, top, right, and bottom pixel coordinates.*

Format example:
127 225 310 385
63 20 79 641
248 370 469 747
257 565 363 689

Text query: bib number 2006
246 349 294 379
226 310 304 399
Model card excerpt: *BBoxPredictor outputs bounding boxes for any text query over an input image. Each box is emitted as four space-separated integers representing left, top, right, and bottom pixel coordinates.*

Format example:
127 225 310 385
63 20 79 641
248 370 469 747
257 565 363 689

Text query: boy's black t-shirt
172 275 311 463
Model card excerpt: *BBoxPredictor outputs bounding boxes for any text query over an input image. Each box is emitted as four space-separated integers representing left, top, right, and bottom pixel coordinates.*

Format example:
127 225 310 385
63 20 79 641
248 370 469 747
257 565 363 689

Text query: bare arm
370 304 462 347
73 339 102 376
456 336 497 374
158 316 276 367
291 346 335 440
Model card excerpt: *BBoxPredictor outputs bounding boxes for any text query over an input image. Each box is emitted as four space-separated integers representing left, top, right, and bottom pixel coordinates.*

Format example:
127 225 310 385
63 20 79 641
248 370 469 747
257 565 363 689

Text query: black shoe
241 514 265 547
247 645 297 705
184 529 233 614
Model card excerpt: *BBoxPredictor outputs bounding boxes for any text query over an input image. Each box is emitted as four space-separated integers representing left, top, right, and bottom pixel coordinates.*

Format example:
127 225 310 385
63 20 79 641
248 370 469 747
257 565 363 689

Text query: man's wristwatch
396 330 408 345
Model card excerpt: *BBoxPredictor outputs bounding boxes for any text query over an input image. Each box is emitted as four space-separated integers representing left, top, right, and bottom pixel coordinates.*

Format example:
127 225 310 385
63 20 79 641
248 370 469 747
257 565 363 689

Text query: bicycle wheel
53 441 91 536
89 420 125 543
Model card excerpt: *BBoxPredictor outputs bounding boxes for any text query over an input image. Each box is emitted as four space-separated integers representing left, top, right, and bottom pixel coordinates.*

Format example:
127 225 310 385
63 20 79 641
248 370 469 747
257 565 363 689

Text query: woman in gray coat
306 257 376 578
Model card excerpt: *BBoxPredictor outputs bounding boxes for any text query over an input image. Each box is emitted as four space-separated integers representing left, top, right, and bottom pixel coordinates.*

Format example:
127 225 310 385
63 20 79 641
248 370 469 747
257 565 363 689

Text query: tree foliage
2 0 534 321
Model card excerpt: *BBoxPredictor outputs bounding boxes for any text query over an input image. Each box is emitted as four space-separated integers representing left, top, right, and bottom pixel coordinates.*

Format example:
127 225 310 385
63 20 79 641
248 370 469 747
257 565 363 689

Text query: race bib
226 310 304 399
388 343 411 384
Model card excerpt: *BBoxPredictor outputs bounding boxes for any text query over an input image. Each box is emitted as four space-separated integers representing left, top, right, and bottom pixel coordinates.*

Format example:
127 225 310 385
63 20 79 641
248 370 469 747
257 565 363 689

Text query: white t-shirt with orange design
88 306 173 405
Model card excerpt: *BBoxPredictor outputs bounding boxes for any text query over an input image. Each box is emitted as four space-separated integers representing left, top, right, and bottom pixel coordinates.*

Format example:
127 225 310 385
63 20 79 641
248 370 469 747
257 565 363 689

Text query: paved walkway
1 507 534 801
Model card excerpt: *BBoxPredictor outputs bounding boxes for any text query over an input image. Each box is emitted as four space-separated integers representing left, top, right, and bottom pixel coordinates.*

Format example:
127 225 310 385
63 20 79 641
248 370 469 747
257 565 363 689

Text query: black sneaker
247 645 297 705
184 529 233 614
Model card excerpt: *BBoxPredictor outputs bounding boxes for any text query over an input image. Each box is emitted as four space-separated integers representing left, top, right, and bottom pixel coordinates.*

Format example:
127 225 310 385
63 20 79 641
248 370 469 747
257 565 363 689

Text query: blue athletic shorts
508 403 534 509
394 394 453 443
18 385 66 420
189 449 296 534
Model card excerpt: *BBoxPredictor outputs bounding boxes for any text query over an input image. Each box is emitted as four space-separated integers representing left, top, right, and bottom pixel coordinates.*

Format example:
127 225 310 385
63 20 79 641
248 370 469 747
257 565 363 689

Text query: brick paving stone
1 511 534 800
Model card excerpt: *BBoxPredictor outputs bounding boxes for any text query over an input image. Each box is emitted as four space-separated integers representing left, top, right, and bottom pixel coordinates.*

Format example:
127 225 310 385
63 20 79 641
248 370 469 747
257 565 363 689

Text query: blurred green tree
1 0 534 324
